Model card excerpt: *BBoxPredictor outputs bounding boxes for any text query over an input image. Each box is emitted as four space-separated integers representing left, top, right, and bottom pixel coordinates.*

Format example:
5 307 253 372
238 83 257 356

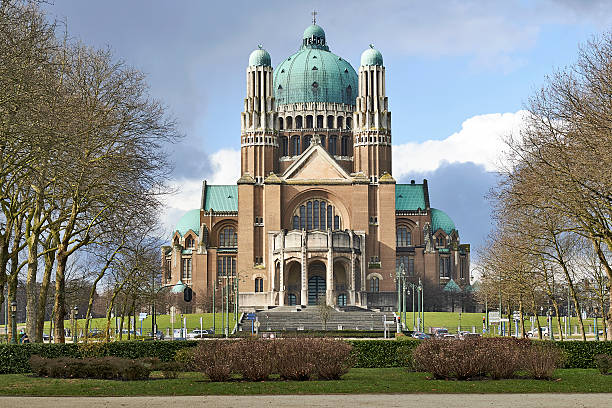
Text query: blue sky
43 0 612 260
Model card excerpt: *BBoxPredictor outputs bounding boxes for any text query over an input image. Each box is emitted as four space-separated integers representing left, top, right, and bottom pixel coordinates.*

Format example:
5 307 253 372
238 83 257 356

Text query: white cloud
392 110 528 178
159 148 241 236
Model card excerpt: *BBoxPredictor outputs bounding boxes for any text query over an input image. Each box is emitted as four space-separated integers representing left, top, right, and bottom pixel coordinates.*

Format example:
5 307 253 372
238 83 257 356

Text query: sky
42 0 612 261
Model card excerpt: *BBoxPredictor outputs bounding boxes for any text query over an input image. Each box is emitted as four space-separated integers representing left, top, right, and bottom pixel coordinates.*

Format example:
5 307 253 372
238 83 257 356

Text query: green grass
0 369 609 396
398 312 602 337
39 313 236 337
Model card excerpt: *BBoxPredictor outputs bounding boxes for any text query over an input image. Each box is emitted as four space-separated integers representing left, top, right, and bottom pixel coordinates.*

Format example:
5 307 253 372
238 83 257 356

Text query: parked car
443 334 457 340
412 331 431 340
431 328 449 338
186 329 209 339
146 330 164 340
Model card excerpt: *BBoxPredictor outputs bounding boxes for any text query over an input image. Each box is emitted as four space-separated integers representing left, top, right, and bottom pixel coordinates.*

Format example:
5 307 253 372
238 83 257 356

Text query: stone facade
162 23 471 311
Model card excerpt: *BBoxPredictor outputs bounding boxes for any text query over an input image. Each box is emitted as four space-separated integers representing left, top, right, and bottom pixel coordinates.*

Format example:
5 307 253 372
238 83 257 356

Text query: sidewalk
0 394 610 408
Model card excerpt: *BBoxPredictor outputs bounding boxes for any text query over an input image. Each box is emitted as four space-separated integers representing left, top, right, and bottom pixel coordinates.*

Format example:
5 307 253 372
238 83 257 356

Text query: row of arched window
280 135 350 156
292 199 341 231
279 115 352 130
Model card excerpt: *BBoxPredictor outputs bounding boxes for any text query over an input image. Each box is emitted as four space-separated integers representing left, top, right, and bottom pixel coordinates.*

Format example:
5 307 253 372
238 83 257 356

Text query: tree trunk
25 233 39 341
35 242 56 343
53 252 67 343
6 272 17 342
593 239 612 340
551 298 563 341
519 297 526 338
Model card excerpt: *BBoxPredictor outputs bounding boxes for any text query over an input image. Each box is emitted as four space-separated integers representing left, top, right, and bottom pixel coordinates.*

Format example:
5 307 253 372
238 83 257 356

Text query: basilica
162 22 470 311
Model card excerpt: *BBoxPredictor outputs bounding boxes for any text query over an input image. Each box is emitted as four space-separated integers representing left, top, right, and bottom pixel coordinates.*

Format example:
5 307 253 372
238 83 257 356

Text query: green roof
204 185 238 212
395 184 426 211
175 209 200 236
431 208 456 234
273 24 358 106
361 45 383 66
443 279 461 293
249 47 271 67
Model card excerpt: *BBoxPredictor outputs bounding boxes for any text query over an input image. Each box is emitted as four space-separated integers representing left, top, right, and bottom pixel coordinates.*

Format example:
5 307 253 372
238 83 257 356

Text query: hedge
0 339 610 374
0 341 198 374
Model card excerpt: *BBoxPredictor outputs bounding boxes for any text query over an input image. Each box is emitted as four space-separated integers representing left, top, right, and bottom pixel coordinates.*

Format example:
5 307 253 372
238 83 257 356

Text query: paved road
0 394 610 408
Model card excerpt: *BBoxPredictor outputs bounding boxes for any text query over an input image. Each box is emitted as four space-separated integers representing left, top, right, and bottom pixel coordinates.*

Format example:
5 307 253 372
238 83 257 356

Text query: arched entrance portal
308 276 326 305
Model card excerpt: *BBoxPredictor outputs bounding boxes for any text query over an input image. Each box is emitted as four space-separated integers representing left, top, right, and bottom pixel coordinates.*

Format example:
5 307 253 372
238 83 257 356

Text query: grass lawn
39 313 236 337
0 369 610 396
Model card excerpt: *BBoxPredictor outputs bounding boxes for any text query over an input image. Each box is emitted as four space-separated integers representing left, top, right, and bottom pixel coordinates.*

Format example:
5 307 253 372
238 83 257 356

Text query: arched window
341 136 349 156
369 277 379 292
292 199 339 231
306 115 313 128
396 227 411 247
279 117 284 130
185 236 195 249
436 235 445 248
346 85 352 101
286 116 293 129
295 115 303 129
319 135 326 148
337 116 343 129
303 135 311 152
255 277 264 293
292 136 300 155
219 227 237 248
327 115 334 128
328 136 337 155
281 136 289 156
316 115 324 128
346 117 352 129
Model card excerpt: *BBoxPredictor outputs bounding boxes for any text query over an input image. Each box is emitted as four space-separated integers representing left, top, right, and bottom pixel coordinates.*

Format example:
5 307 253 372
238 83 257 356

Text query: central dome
273 24 358 106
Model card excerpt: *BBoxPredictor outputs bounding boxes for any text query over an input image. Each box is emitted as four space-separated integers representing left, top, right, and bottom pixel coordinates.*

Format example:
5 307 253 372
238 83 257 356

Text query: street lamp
72 306 78 344
594 307 600 342
10 301 17 344
151 279 189 340
396 264 406 331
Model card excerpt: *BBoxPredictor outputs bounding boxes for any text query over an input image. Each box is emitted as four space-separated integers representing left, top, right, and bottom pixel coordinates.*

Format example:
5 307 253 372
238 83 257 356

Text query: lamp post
10 301 17 344
419 279 424 332
72 306 78 344
396 264 406 330
594 307 600 342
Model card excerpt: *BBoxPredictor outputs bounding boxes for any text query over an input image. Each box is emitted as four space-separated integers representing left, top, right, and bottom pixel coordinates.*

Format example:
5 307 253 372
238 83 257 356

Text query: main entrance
308 276 326 305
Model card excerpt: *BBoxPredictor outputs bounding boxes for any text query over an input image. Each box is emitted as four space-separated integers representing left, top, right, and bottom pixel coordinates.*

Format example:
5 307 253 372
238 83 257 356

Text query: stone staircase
242 306 393 331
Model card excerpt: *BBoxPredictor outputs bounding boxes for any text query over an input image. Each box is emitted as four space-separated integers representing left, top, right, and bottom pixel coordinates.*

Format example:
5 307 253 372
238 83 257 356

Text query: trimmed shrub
191 341 235 382
349 339 420 368
523 343 564 380
275 338 317 380
174 347 195 370
310 338 354 380
28 355 150 380
159 361 183 379
593 354 611 375
484 338 530 380
232 338 276 381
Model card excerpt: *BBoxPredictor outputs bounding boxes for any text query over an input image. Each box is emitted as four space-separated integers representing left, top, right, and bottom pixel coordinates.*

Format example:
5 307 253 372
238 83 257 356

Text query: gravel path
0 394 610 408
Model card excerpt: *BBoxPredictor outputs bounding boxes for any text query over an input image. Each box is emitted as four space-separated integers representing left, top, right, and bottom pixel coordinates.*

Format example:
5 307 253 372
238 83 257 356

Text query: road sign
246 313 256 320
512 311 521 321
254 321 261 328
488 311 500 323
139 313 147 321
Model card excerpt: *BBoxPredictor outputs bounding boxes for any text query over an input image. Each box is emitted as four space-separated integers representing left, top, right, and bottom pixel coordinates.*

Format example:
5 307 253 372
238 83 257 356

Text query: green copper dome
274 24 358 106
431 208 455 235
174 209 200 236
361 45 383 66
249 46 271 67
303 24 325 42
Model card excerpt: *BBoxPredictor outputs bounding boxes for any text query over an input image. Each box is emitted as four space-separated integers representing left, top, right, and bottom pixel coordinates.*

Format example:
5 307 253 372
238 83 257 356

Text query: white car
186 329 209 339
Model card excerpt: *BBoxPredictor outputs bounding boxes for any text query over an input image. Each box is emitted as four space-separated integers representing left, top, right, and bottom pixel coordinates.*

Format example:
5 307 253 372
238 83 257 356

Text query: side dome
431 208 455 235
249 46 271 67
273 24 358 106
361 45 383 66
174 209 200 236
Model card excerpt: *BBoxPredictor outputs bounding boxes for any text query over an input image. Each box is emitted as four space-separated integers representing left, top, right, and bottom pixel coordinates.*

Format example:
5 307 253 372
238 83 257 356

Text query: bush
159 361 183 379
275 338 317 380
28 355 150 380
310 338 354 380
174 347 195 370
593 354 612 375
484 338 530 380
349 339 420 368
232 338 276 381
523 343 563 380
191 341 235 382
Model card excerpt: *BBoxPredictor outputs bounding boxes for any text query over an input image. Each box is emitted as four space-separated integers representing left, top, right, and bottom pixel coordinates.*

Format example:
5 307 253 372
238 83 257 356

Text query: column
279 231 285 306
301 230 307 305
326 233 334 306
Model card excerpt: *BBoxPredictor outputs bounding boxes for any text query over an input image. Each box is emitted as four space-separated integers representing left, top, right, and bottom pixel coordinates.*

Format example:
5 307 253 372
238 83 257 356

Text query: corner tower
241 46 278 181
354 45 392 180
